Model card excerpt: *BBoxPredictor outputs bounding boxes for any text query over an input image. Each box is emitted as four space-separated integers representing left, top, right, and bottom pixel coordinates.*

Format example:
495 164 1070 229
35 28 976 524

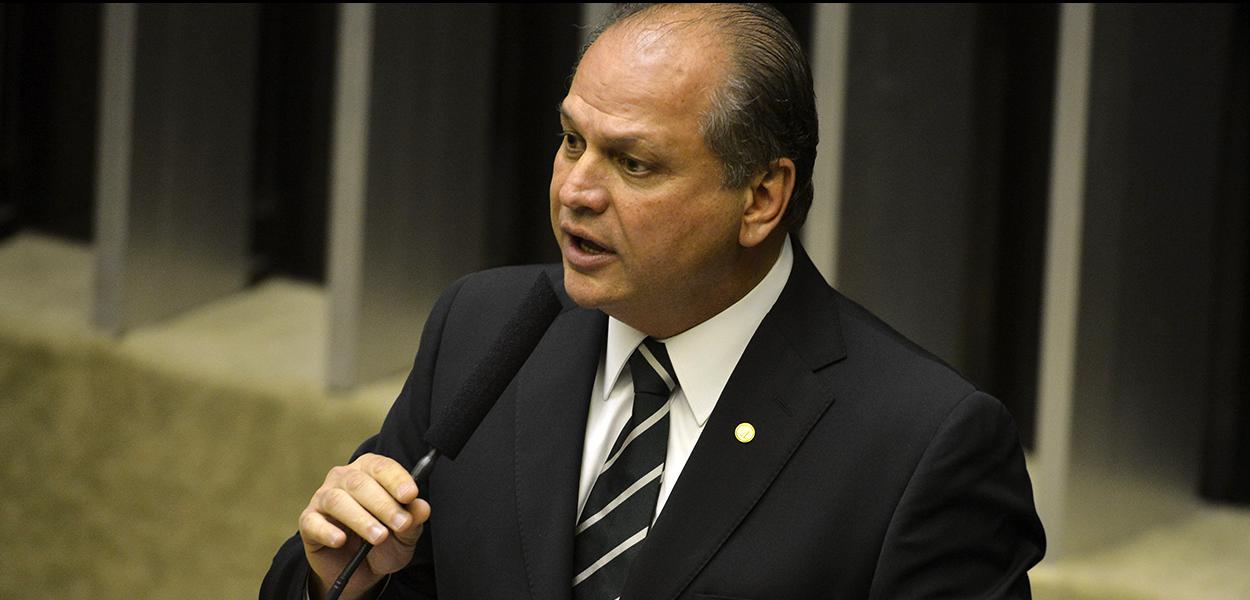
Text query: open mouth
572 234 610 255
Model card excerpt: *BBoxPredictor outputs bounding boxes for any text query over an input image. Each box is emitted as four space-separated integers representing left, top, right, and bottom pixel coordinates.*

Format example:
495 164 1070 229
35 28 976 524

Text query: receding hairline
594 4 739 62
578 5 742 154
603 3 744 35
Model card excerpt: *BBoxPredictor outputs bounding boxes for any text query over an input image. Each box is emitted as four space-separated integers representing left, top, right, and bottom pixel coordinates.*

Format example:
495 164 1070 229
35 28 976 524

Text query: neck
616 234 786 339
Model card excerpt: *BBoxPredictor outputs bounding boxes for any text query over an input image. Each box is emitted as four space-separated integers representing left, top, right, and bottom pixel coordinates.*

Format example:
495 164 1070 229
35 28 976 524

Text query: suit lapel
623 245 847 600
513 271 606 600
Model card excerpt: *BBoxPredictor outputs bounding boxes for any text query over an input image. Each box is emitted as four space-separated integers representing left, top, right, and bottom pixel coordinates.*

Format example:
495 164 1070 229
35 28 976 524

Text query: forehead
563 16 726 138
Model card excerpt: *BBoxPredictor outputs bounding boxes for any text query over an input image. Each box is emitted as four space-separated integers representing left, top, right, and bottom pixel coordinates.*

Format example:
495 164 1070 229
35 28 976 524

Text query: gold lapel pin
735 422 756 444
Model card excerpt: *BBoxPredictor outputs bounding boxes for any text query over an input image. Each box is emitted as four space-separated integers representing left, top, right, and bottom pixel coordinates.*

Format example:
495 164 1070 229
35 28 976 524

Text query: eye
619 156 649 176
560 132 585 154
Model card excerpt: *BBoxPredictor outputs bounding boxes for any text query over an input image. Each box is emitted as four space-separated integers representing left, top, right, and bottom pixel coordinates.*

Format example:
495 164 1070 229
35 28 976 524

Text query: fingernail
368 524 387 543
391 512 410 530
398 482 417 499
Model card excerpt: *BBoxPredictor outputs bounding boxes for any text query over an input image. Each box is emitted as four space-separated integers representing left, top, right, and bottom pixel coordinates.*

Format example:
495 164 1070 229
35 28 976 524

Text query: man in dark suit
263 4 1045 599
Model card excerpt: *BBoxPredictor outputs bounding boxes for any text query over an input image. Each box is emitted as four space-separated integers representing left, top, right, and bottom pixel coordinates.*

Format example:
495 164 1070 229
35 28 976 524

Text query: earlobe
739 158 796 248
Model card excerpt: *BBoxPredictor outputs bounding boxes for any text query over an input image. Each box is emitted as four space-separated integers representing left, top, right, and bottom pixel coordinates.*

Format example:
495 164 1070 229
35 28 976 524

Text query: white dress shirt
576 237 794 522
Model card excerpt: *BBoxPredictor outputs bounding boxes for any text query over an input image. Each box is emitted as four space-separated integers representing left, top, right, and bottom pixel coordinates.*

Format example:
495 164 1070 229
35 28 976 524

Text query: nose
555 152 610 214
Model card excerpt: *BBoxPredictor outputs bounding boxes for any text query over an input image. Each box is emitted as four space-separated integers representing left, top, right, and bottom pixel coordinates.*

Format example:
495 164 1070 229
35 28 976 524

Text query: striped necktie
573 338 678 599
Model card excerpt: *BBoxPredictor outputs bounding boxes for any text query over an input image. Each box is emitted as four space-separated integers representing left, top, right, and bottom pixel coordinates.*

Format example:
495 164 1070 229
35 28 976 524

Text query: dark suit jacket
262 244 1046 599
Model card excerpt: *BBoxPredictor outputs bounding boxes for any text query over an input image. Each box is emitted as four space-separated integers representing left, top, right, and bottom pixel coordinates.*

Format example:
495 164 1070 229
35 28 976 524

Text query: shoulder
816 290 1011 452
833 292 976 402
772 250 988 430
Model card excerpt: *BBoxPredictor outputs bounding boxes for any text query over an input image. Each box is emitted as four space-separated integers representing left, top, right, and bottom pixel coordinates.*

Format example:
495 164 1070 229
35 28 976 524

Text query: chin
561 265 616 311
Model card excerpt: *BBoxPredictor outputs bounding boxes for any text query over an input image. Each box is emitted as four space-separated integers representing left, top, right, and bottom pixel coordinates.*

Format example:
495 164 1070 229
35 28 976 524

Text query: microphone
324 273 562 600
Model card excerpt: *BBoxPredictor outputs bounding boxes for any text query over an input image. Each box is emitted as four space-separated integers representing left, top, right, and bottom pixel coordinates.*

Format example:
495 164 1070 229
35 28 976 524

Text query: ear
739 157 795 248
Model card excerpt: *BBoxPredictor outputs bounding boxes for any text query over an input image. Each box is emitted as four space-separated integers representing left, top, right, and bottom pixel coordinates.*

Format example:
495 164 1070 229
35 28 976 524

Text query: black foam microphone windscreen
422 272 563 459
324 273 564 600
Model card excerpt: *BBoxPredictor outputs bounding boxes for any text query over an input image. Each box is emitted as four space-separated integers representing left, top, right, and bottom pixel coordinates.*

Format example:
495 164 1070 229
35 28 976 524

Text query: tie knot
628 338 678 397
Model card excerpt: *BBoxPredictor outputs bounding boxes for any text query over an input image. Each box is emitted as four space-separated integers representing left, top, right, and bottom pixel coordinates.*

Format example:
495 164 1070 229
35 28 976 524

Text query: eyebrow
556 103 578 127
556 104 648 151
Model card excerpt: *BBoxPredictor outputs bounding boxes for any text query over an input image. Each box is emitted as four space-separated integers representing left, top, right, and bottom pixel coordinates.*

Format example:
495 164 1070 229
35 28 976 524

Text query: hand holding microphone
299 273 562 600
300 453 430 599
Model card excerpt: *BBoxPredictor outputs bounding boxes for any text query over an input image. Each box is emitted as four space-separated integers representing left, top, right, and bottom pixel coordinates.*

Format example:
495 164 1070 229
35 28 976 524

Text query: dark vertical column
0 5 14 238
1060 4 1236 552
837 5 1054 438
0 5 100 242
839 5 986 375
251 4 336 283
978 6 1057 449
485 4 581 268
1201 5 1250 506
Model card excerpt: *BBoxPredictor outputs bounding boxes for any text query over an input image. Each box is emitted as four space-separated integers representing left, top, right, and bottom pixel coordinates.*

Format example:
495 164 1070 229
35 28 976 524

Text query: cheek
549 158 565 205
662 199 744 261
549 162 570 226
620 208 701 265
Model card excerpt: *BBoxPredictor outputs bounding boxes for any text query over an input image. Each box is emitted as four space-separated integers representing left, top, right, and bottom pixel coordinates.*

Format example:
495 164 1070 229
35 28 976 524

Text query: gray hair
576 3 818 230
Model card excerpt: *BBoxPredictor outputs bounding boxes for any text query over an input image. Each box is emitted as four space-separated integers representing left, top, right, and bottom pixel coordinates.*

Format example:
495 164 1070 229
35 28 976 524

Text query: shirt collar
603 236 794 426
